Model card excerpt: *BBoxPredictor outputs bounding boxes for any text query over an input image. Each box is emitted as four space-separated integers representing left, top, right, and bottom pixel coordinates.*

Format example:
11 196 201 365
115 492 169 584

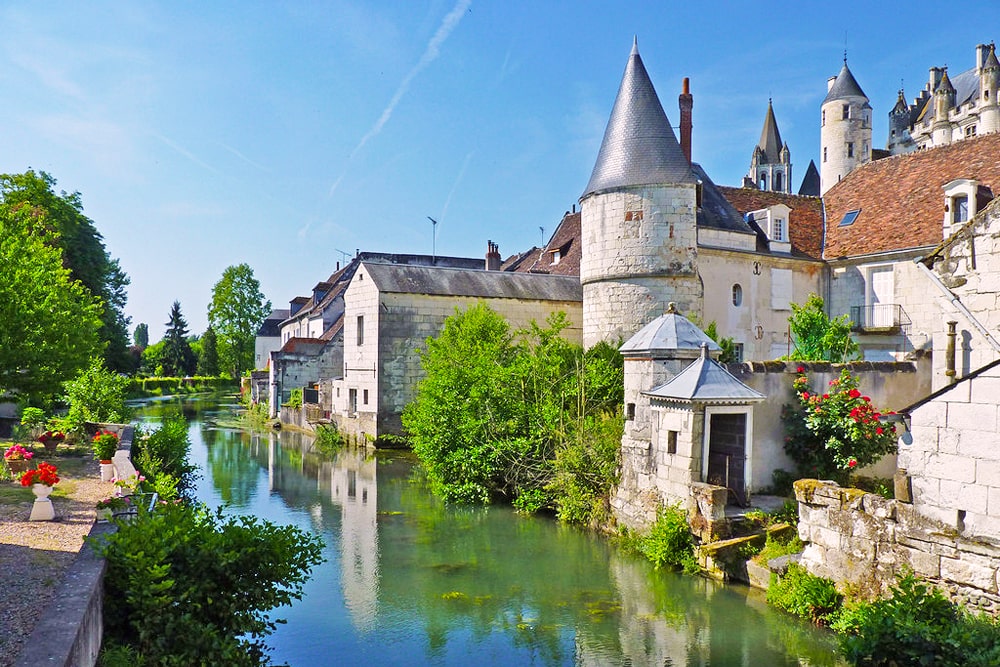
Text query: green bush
95 501 324 666
833 572 1000 666
285 388 303 409
313 423 345 454
751 530 804 565
133 416 198 497
767 562 842 624
620 504 699 574
63 358 131 434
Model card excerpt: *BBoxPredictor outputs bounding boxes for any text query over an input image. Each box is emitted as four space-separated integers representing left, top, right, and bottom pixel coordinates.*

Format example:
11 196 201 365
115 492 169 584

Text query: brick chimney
679 77 693 164
485 240 501 271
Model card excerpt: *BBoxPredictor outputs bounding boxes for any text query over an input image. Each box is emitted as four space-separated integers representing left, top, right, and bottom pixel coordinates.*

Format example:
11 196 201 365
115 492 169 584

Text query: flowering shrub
113 473 147 496
4 445 34 461
782 367 898 480
97 496 132 511
20 462 60 487
37 430 65 446
93 430 120 461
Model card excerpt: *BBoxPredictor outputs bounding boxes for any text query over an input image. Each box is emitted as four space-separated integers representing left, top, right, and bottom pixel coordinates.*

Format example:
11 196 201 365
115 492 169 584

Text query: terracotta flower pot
6 459 30 475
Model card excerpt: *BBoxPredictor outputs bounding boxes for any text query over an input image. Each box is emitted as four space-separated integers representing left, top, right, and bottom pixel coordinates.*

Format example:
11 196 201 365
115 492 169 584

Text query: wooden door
706 413 748 506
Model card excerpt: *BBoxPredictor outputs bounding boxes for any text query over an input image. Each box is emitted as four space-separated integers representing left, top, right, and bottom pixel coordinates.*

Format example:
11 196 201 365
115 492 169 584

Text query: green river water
135 395 845 666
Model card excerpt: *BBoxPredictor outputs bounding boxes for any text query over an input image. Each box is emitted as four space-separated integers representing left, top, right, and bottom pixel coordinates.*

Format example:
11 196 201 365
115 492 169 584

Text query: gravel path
0 456 108 667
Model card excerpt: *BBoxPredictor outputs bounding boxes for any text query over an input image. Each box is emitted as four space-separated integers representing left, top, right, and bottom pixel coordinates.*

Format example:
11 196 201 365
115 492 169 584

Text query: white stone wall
696 228 756 251
901 363 1000 538
581 185 700 347
699 250 825 362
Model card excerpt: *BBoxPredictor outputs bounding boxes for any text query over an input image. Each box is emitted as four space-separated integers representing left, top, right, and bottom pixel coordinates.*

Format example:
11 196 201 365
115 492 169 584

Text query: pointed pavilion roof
823 61 868 104
985 44 1000 70
619 303 719 357
798 159 820 196
583 39 695 199
644 344 765 404
756 100 784 163
936 68 955 94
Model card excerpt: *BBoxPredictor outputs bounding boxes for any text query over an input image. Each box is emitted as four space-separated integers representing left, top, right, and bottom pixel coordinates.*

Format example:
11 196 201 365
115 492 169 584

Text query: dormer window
551 250 561 265
953 195 969 224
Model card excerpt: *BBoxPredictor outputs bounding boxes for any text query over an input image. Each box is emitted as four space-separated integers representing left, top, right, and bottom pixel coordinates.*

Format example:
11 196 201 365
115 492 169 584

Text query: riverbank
0 448 105 667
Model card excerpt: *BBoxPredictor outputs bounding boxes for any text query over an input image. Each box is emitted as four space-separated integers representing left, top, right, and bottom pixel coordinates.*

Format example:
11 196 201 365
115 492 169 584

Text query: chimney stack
485 240 501 271
679 77 693 164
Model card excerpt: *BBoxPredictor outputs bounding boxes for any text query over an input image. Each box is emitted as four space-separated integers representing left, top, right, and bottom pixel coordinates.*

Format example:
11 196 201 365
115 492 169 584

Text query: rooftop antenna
335 248 352 265
539 226 545 246
427 217 438 264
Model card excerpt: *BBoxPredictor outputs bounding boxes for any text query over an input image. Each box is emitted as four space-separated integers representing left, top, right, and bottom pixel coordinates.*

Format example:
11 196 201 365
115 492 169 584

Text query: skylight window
839 209 861 226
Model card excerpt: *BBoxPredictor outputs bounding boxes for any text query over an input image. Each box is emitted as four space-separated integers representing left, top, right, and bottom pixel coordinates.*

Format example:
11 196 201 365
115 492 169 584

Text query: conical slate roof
823 61 868 104
619 305 719 356
645 344 764 404
756 100 784 163
798 159 820 196
985 44 1000 70
936 69 955 93
583 39 695 199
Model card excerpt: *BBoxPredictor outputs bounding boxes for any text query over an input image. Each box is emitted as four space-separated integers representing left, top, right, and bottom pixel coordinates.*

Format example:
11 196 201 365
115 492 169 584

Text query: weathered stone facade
796 480 1000 613
581 185 701 348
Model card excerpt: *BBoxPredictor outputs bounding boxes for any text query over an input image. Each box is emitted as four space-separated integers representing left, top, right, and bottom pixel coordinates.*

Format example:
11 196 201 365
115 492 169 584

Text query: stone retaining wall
795 479 1000 613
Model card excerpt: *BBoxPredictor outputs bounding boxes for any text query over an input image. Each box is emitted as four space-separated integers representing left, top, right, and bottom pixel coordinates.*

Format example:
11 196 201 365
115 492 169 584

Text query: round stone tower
579 39 702 349
932 68 956 146
980 44 1000 135
820 58 872 194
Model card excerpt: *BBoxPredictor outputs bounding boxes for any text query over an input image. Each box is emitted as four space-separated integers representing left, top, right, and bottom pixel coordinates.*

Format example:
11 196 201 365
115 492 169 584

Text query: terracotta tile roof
504 211 582 277
279 337 327 354
717 186 825 260
823 133 1000 259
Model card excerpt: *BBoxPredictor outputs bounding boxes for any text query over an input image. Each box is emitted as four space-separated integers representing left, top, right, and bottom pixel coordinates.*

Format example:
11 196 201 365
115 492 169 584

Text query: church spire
756 98 784 163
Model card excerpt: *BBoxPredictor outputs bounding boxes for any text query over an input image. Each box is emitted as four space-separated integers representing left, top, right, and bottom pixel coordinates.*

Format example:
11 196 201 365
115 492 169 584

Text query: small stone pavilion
612 305 765 534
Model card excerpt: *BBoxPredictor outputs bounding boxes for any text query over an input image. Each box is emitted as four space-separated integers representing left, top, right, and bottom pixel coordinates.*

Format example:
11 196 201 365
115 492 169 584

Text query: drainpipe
914 258 1000 353
945 321 957 383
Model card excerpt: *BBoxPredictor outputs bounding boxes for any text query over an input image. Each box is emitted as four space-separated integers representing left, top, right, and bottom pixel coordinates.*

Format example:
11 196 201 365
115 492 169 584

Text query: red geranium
21 461 60 487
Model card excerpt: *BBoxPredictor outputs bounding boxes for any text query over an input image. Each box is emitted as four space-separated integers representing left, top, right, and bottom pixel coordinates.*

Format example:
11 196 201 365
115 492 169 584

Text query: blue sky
1 1 995 340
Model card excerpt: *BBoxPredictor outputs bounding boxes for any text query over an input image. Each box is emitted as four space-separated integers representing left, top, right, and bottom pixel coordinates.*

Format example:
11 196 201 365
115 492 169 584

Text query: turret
932 69 956 146
981 44 1000 135
579 38 701 347
820 58 871 194
887 89 916 154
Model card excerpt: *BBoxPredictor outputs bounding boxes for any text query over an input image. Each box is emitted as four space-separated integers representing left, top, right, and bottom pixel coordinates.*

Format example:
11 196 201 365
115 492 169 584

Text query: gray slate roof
645 346 765 403
361 262 582 302
692 163 757 235
619 308 720 356
823 62 868 104
756 100 784 163
583 40 695 199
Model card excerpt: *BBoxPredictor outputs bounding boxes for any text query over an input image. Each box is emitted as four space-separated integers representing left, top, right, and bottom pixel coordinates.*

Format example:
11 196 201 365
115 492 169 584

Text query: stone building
888 43 1000 155
332 260 582 443
820 58 873 195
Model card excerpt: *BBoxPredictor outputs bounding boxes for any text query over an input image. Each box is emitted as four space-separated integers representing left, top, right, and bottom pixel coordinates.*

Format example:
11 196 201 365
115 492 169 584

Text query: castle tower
747 99 792 193
820 58 872 194
887 89 916 154
981 44 1000 135
579 39 702 348
932 68 956 146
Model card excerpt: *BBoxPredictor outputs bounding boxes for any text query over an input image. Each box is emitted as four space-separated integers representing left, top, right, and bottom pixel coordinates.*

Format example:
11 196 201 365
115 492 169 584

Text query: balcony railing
849 303 911 333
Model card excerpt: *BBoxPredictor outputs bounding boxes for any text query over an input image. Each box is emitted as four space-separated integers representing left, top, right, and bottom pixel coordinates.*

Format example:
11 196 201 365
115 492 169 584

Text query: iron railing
849 303 911 333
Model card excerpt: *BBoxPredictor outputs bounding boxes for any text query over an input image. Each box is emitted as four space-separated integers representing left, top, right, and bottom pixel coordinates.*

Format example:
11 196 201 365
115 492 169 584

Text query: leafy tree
403 304 623 524
140 340 166 376
0 204 103 402
133 323 149 349
197 326 221 376
0 170 132 372
785 294 859 362
208 264 271 377
163 301 196 377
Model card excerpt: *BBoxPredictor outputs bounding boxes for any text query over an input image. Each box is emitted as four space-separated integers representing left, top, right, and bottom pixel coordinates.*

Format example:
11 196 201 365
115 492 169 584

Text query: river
134 395 845 666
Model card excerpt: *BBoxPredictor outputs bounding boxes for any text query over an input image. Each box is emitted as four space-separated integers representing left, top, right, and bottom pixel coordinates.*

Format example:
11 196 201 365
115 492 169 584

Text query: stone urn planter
29 483 55 521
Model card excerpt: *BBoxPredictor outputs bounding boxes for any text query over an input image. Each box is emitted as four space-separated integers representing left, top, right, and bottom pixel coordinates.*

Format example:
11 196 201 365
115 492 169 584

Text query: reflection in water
137 396 844 666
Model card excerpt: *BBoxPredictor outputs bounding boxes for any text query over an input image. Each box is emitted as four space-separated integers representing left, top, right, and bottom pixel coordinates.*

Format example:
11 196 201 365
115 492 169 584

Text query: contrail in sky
439 151 474 225
348 0 472 160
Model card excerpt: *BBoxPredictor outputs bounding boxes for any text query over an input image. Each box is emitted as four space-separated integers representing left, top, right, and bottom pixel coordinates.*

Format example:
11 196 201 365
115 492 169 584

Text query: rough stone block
901 545 941 578
928 452 977 484
941 555 998 592
911 475 941 506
